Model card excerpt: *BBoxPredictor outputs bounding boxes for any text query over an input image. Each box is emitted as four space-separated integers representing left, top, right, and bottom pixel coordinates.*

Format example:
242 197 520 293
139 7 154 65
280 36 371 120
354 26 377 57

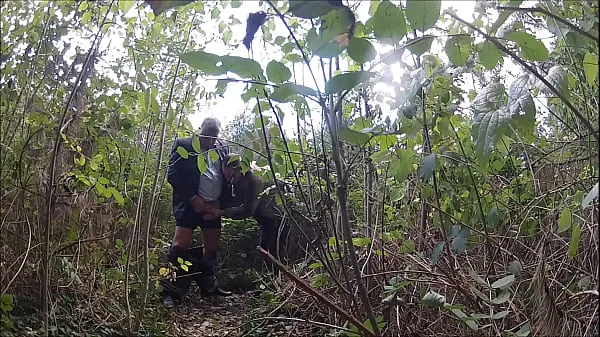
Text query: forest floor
161 288 303 337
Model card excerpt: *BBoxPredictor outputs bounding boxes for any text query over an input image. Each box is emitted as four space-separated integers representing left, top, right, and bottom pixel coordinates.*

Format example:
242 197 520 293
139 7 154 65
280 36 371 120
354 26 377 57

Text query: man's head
222 153 241 182
199 117 221 149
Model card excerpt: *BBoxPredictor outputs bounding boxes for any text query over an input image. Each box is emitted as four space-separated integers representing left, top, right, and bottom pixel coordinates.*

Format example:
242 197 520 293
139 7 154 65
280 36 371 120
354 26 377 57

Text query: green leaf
508 260 522 278
208 149 220 163
445 36 472 66
192 135 201 153
266 60 291 84
492 310 510 320
145 0 195 16
417 153 436 182
373 1 406 44
407 35 435 56
197 154 207 174
177 257 184 264
491 275 515 289
324 71 375 94
504 31 548 61
119 0 135 13
287 0 340 19
450 308 479 331
430 241 445 265
270 83 317 102
176 146 189 159
568 223 582 259
507 75 535 117
471 83 511 156
557 209 572 233
0 294 14 306
180 51 224 76
583 52 599 86
181 264 189 272
422 291 446 307
478 41 502 69
306 27 345 58
405 0 441 32
538 65 568 98
488 0 523 35
338 127 371 146
487 206 502 228
220 55 264 79
582 182 599 209
513 322 531 337
108 187 125 206
451 227 469 254
347 38 377 63
211 7 220 19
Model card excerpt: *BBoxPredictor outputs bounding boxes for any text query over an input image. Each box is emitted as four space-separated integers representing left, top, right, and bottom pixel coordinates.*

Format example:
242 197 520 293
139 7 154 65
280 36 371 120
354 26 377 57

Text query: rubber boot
159 245 193 307
195 253 232 297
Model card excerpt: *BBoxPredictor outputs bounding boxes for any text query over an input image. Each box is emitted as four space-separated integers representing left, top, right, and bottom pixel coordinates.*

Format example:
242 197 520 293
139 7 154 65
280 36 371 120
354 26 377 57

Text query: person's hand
203 208 224 221
191 195 206 213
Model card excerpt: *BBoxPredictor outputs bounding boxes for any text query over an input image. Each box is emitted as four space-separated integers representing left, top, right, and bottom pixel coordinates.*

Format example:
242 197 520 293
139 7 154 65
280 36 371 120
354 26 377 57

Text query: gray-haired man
161 117 233 307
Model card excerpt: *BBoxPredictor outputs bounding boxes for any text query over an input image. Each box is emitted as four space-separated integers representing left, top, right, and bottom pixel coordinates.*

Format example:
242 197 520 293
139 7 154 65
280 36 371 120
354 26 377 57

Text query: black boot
159 245 193 307
195 255 232 297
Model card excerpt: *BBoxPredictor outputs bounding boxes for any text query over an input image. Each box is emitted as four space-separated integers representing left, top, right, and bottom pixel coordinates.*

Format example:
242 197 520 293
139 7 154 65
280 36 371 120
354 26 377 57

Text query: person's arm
167 139 199 206
222 176 261 220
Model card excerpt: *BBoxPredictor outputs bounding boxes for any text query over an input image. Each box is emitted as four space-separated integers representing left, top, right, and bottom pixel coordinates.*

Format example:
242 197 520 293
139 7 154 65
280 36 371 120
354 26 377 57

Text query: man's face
222 165 241 182
200 127 219 149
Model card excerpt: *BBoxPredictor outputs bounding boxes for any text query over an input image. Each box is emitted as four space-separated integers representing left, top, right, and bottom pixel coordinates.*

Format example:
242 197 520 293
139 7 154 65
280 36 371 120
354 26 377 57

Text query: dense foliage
0 0 598 336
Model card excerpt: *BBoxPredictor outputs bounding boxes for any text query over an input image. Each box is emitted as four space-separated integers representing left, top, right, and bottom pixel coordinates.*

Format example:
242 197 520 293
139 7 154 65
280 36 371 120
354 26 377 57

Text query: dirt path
163 291 254 337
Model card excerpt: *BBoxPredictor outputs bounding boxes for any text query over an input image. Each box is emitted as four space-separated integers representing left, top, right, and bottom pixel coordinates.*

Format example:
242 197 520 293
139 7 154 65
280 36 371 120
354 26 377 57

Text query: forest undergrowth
1 0 598 336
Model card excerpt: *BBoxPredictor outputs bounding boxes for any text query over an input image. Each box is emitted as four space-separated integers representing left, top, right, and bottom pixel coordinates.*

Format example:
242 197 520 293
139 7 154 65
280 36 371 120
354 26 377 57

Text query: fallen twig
257 246 376 337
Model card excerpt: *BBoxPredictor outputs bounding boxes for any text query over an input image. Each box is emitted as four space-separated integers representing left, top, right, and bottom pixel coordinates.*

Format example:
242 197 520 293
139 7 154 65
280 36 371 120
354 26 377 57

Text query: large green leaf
220 55 264 79
176 146 189 159
538 65 568 97
338 127 371 146
306 27 344 58
181 51 263 79
568 224 582 258
145 0 195 16
583 52 599 86
347 38 377 63
417 153 436 182
192 135 201 153
270 83 317 102
488 0 523 35
582 182 599 209
478 41 502 70
491 275 515 289
407 35 435 56
422 291 446 307
507 75 535 116
324 71 375 94
266 60 291 84
445 36 472 66
557 209 572 233
180 51 224 76
197 154 207 174
373 1 406 44
504 31 549 61
287 0 341 19
449 308 479 331
405 0 441 32
471 83 511 156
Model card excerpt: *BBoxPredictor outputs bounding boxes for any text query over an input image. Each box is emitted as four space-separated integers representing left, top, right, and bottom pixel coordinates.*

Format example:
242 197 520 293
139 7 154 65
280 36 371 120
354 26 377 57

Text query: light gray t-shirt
198 151 222 201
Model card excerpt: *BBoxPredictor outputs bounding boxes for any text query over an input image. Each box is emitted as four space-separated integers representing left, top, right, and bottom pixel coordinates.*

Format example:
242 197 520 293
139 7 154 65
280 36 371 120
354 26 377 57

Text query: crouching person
206 154 284 270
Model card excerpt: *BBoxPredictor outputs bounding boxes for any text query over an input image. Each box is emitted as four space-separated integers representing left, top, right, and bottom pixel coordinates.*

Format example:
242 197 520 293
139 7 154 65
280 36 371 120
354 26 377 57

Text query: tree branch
257 246 376 337
446 11 599 142
497 6 599 42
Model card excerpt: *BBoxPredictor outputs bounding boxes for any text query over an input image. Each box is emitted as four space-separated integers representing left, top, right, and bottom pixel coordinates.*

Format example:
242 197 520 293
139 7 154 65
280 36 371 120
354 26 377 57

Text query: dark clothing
167 137 232 229
160 245 217 300
223 173 283 258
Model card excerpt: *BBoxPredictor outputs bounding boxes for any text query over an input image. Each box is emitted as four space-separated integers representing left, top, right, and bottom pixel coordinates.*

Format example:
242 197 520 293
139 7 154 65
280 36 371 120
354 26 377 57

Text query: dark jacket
167 136 231 222
223 172 282 221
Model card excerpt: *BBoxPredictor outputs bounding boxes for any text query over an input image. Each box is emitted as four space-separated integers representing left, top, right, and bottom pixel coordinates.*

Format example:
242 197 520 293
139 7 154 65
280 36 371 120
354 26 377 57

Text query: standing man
161 117 232 308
